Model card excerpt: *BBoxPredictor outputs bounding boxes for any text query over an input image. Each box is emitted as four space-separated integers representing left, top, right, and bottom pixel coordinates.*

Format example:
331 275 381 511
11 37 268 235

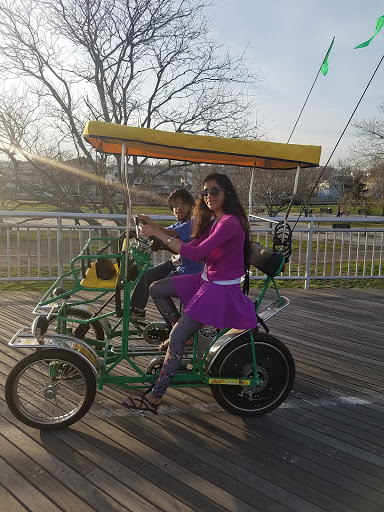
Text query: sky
208 0 384 166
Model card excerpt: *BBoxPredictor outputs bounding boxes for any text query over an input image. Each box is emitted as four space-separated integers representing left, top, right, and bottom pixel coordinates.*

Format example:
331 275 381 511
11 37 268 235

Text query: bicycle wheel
48 307 105 341
209 332 295 417
5 349 96 430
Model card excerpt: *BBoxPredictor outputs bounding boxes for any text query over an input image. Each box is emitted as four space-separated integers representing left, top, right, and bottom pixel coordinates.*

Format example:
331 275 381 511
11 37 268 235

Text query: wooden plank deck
1 288 384 512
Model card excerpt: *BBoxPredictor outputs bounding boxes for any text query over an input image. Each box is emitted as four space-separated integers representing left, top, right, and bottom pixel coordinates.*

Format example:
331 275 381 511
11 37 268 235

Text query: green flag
320 37 335 76
355 15 384 48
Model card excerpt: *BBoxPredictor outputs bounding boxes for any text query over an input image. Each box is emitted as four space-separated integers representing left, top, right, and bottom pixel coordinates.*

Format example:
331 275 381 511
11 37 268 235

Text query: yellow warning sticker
208 378 250 386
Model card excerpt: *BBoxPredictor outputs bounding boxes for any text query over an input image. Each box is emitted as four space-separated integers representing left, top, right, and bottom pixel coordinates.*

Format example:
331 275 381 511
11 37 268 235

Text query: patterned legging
149 277 203 399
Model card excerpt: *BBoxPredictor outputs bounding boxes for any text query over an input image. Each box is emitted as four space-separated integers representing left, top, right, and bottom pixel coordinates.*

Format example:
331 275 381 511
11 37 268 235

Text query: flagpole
287 37 335 144
292 52 384 230
260 37 334 221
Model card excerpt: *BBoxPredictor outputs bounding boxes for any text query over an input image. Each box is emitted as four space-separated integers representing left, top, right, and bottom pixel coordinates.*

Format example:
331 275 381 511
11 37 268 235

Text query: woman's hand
141 225 182 254
136 213 182 253
140 224 162 239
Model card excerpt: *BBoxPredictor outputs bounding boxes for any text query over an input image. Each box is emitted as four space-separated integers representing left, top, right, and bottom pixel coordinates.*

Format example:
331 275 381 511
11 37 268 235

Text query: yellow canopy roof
83 121 321 169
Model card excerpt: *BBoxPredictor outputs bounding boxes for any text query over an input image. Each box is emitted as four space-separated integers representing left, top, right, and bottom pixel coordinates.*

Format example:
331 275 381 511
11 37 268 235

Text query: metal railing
1 211 383 288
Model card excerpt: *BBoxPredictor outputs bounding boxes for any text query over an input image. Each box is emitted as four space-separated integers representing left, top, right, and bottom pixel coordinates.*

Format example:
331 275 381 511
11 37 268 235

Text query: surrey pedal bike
5 121 321 429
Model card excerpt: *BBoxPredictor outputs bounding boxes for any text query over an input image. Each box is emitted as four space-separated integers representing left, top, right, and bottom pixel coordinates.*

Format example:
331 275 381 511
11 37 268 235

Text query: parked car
34 191 55 200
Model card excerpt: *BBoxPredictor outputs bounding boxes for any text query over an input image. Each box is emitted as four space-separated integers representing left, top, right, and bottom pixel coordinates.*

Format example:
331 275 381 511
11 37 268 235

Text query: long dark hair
192 173 251 272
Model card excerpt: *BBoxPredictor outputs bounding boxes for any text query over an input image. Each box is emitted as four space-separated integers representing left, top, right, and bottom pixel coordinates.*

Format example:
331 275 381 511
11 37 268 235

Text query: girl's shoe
122 394 161 414
130 307 146 320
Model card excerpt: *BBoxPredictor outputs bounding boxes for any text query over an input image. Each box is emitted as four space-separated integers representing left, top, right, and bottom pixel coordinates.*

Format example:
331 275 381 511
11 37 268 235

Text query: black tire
48 307 105 341
5 349 96 430
209 332 295 417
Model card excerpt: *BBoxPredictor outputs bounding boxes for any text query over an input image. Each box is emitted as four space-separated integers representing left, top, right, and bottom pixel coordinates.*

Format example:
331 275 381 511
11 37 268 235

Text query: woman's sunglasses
201 186 225 198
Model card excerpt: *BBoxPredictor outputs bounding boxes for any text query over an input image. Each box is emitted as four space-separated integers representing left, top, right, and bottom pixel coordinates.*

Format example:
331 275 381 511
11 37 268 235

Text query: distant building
317 175 353 199
0 160 45 199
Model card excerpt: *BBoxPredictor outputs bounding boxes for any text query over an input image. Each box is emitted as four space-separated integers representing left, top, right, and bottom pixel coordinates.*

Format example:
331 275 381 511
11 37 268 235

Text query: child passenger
130 188 203 320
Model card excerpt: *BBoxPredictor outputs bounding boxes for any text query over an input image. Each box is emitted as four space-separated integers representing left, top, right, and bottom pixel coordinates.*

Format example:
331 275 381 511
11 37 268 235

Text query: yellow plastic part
83 121 321 170
80 262 120 289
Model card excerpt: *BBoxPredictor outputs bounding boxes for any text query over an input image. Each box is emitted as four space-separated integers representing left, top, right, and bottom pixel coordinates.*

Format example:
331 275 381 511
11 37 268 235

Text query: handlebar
132 215 178 255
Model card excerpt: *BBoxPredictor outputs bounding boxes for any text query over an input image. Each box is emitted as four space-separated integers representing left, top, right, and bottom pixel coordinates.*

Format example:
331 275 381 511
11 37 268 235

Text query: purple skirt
173 273 258 330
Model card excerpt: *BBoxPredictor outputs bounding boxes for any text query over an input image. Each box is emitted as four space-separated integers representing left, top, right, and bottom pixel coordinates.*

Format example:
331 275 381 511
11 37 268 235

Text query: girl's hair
192 173 251 272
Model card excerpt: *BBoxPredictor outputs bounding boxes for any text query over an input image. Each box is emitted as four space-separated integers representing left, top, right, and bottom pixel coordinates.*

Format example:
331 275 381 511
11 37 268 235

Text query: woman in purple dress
123 173 258 413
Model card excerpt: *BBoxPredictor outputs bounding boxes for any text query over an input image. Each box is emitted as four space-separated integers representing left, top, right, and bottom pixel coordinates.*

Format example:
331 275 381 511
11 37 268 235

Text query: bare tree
367 162 384 215
352 104 384 215
353 103 384 162
248 168 314 217
295 169 323 207
0 89 113 214
0 0 260 214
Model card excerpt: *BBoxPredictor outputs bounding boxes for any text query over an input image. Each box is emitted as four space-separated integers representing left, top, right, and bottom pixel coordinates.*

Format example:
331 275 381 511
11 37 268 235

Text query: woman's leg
151 313 203 400
123 312 202 409
130 259 175 311
149 277 180 327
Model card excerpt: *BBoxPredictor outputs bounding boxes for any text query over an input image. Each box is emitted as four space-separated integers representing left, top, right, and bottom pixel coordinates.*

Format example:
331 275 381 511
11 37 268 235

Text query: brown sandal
158 337 194 352
122 394 161 414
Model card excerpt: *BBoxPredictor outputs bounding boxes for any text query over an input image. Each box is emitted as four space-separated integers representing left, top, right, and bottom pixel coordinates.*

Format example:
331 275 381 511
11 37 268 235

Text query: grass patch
0 280 56 292
249 277 384 289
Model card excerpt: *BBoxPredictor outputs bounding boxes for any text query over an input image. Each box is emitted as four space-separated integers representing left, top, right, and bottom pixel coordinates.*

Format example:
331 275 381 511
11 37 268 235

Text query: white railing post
305 220 313 290
57 216 63 285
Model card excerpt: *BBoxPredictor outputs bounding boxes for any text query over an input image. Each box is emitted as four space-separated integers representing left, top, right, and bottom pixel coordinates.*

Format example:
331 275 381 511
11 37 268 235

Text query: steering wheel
149 236 179 254
134 215 178 254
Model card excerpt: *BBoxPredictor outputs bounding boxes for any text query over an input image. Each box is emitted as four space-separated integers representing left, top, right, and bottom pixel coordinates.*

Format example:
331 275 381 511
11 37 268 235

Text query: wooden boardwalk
1 288 384 512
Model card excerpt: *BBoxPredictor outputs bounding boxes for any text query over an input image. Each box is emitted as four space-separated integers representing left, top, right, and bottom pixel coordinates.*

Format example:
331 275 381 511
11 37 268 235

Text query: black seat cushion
249 242 284 277
95 258 117 280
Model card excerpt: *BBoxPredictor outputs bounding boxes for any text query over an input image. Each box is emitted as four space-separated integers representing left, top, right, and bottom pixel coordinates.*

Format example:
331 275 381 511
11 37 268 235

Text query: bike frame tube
254 256 285 311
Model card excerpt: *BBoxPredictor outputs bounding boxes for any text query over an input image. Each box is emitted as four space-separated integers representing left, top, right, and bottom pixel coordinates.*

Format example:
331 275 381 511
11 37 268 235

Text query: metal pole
305 219 313 289
248 165 255 216
287 37 334 144
57 216 63 286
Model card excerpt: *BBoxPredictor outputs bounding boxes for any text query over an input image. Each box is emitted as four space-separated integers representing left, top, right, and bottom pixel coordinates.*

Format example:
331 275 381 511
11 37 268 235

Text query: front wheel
5 349 96 430
209 332 295 417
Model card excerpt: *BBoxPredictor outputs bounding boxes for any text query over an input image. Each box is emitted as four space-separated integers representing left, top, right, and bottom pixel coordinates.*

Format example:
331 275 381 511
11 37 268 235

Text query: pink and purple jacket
179 214 245 281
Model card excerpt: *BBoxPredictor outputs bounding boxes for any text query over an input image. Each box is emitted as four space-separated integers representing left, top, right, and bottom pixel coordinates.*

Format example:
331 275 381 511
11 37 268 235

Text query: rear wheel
48 307 105 341
209 332 295 417
5 349 96 430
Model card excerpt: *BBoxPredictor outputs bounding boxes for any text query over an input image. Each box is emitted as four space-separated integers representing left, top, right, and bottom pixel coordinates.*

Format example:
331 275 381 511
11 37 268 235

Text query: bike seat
249 243 284 276
80 262 120 289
